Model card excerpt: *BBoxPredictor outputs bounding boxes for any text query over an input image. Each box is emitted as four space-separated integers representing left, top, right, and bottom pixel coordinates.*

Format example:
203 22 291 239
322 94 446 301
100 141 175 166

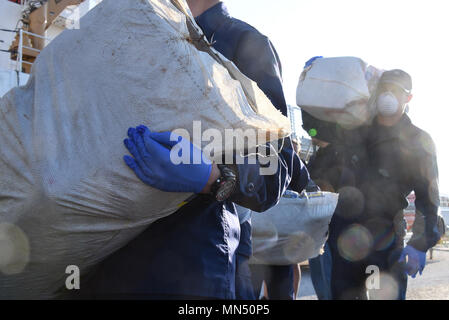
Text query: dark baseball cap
379 69 412 94
301 109 338 144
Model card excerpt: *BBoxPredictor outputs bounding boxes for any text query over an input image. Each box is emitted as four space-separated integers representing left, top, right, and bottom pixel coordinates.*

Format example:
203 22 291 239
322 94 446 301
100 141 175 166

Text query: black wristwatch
210 164 238 202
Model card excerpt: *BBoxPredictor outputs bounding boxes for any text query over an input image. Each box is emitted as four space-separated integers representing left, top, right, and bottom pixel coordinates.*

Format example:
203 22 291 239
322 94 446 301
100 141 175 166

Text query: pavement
297 247 449 300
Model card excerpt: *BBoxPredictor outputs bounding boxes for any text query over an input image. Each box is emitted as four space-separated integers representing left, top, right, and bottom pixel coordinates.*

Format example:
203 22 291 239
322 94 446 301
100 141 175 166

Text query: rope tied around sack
169 0 260 114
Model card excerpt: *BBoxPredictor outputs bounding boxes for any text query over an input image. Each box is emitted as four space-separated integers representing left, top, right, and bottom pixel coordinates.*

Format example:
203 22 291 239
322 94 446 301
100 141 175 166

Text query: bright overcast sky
225 0 449 194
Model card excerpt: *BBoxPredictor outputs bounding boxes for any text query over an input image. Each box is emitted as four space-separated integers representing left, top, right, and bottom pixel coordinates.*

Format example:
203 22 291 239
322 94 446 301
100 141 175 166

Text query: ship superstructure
0 0 100 96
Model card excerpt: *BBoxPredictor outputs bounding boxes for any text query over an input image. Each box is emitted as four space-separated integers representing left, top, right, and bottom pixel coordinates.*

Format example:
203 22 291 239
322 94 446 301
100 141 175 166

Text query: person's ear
406 94 413 103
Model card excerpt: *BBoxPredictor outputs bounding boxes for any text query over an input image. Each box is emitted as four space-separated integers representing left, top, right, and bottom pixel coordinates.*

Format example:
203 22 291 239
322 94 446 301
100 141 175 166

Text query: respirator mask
376 92 401 116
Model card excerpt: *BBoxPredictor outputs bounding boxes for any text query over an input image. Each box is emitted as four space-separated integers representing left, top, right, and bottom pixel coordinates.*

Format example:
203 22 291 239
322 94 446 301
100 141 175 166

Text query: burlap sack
0 0 290 298
250 191 338 265
297 56 383 129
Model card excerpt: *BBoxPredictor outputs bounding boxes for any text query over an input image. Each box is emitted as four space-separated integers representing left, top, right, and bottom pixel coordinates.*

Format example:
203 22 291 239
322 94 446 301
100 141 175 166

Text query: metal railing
15 28 51 72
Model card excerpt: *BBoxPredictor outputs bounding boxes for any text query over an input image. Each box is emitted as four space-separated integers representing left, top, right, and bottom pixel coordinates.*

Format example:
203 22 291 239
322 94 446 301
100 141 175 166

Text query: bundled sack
250 191 338 265
0 0 290 299
296 56 384 129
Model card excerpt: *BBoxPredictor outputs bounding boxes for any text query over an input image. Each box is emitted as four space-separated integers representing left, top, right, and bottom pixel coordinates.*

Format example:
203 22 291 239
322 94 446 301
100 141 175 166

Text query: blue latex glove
123 125 212 193
304 56 323 69
398 245 426 278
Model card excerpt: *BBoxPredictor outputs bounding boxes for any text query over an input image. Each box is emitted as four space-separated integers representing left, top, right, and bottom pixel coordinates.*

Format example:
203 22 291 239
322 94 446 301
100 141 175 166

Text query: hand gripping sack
250 191 339 265
0 0 291 298
296 56 383 129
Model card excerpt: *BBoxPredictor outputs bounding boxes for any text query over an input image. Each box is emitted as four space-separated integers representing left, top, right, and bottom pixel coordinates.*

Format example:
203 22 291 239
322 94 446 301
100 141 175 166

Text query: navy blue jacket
196 3 293 260
360 115 441 252
195 3 288 117
308 114 441 252
67 3 309 300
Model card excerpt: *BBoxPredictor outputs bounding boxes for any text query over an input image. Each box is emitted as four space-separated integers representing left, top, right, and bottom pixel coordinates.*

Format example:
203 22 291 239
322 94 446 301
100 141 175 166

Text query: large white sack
250 191 338 265
296 57 383 129
0 71 29 98
0 0 291 299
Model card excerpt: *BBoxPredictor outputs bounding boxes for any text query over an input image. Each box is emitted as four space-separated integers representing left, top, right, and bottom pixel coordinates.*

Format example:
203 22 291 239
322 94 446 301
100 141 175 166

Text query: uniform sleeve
407 133 442 251
230 137 309 213
232 31 288 117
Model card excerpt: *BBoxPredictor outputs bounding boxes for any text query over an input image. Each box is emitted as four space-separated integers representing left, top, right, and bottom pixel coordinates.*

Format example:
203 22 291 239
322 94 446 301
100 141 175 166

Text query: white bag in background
0 0 290 299
296 56 384 129
250 191 338 265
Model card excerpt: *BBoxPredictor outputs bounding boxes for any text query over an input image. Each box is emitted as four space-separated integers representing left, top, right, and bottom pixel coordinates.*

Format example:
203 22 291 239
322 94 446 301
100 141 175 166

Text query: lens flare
283 232 316 264
335 186 365 219
365 220 395 251
337 224 373 262
0 223 30 275
367 272 399 300
373 230 395 251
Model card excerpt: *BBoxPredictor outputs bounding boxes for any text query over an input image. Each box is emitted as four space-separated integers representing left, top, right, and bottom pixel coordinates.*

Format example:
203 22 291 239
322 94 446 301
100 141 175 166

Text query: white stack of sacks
0 0 291 299
250 190 339 265
296 56 384 129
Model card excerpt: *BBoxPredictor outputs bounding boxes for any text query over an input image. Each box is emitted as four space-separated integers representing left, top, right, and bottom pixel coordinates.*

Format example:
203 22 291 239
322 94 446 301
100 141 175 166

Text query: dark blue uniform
195 3 294 300
195 3 288 117
66 3 309 300
308 114 440 300
250 264 296 300
195 3 293 300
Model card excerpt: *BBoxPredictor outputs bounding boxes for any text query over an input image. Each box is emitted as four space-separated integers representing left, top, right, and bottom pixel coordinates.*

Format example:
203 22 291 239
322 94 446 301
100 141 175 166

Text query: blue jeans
308 242 332 300
235 253 256 300
250 264 295 300
235 221 256 300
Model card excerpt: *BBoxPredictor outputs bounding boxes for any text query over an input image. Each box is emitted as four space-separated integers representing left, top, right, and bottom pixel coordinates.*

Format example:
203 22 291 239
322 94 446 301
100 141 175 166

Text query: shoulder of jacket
404 121 437 156
227 18 267 41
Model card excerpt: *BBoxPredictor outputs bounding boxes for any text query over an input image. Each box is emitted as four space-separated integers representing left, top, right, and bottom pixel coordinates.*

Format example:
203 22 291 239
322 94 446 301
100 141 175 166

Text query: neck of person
186 0 220 17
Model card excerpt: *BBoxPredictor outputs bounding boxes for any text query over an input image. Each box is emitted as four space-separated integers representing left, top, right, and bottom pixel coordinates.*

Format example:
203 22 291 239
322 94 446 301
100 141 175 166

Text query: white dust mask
376 92 400 116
